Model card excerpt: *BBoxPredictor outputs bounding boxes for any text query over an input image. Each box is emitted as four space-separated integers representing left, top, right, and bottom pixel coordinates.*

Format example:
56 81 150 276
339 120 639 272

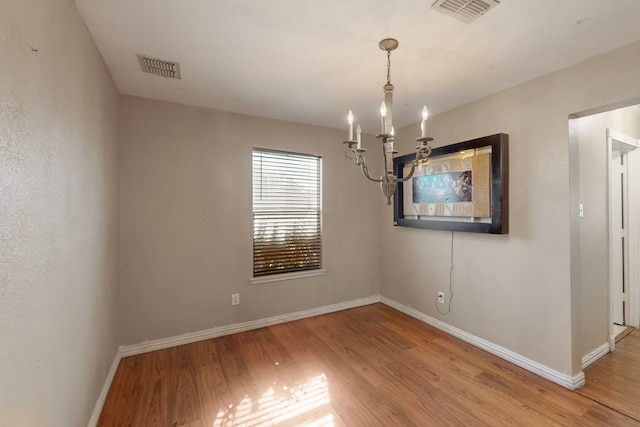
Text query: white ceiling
75 0 640 133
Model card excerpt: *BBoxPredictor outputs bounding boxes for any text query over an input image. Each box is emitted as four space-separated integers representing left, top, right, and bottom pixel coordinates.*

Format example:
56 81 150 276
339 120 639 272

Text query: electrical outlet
437 292 445 304
232 293 240 306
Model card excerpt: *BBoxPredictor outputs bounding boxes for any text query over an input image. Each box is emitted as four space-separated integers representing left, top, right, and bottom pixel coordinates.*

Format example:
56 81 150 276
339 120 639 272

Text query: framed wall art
393 133 509 234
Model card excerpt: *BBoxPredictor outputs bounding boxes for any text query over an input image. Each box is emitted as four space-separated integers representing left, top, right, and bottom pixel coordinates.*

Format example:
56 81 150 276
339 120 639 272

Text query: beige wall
576 106 640 356
384 42 640 377
118 96 381 345
0 0 120 426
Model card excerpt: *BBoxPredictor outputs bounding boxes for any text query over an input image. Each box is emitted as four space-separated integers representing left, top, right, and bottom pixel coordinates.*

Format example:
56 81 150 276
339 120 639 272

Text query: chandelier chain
386 50 392 85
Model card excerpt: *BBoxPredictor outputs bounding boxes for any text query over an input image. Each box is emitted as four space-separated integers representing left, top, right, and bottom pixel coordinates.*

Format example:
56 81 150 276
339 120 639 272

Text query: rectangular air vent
431 0 499 23
137 54 181 79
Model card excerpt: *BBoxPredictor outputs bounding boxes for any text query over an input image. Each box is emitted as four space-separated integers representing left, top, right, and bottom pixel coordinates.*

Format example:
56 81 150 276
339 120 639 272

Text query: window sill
250 269 327 285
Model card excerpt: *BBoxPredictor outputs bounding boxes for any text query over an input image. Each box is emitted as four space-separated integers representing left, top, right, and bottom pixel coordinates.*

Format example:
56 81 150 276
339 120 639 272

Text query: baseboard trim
380 296 584 390
87 349 121 427
120 295 381 358
571 372 586 390
582 342 610 370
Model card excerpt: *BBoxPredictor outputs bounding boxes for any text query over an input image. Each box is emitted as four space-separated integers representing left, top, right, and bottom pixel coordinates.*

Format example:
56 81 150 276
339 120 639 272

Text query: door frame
607 128 640 350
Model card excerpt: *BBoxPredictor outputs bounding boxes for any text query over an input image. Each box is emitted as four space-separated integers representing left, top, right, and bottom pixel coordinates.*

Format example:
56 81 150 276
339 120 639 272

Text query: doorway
571 101 640 365
608 128 640 350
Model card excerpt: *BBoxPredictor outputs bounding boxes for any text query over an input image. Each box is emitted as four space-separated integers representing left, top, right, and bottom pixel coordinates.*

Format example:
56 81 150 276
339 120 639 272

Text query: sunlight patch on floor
213 373 334 426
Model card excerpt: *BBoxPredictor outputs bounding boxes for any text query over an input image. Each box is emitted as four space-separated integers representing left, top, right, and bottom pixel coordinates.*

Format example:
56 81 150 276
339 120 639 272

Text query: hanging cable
436 230 455 315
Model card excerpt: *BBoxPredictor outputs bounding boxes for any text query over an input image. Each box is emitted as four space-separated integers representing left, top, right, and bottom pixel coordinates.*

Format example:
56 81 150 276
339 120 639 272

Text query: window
252 149 322 278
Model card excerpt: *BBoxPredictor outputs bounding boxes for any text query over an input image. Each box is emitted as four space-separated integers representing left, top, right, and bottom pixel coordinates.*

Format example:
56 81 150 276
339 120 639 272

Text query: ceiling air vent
137 54 181 79
431 0 500 23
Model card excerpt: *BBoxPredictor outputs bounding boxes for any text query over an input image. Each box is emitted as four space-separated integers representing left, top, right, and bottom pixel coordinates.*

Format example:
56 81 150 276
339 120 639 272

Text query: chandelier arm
398 145 432 183
357 155 383 182
345 149 356 160
397 160 418 183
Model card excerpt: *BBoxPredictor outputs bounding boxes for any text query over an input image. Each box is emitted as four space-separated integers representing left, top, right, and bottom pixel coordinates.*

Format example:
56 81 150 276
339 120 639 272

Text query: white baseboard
87 349 122 427
582 343 610 370
120 295 381 357
380 296 585 390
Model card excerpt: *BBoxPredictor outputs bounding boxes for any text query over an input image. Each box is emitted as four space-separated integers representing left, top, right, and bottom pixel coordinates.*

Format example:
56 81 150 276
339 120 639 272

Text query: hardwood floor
98 304 639 426
577 328 640 422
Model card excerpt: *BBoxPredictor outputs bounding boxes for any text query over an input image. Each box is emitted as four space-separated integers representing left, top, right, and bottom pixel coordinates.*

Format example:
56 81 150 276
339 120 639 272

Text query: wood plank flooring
577 328 640 421
98 304 639 426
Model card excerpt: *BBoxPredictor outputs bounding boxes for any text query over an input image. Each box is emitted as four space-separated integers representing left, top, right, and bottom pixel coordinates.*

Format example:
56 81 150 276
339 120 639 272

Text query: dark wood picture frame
393 133 509 234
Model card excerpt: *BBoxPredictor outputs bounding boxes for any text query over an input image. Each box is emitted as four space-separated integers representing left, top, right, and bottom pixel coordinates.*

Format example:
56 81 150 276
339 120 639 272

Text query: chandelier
343 38 433 205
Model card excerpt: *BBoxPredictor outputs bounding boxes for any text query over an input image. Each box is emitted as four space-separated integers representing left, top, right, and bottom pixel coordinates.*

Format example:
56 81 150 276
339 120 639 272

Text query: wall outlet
231 293 240 306
437 291 445 304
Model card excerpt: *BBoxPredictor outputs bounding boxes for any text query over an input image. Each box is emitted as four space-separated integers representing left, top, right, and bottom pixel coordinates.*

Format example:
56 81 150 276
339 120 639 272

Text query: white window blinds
252 149 322 277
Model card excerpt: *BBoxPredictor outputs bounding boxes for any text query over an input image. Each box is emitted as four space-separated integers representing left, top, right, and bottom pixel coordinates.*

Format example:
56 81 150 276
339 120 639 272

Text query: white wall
576 105 640 356
118 96 382 345
0 0 120 425
383 42 640 378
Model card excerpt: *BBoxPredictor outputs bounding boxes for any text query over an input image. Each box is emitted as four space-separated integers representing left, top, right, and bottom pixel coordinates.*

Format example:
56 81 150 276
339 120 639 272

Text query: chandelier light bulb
380 102 387 133
421 106 429 138
347 110 354 140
